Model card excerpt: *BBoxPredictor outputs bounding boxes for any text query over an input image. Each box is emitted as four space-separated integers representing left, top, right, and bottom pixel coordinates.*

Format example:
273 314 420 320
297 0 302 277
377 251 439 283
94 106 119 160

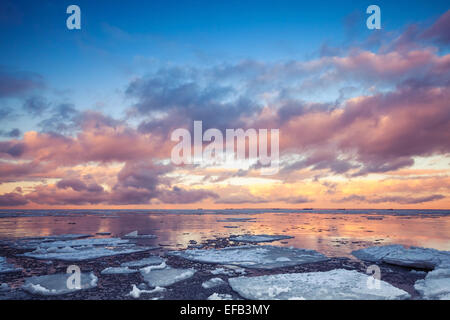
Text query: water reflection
0 211 448 257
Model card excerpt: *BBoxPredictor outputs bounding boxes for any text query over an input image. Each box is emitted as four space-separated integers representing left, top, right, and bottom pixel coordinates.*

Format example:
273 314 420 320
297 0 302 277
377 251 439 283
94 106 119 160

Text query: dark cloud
422 10 450 45
0 192 28 206
22 96 50 117
0 69 44 98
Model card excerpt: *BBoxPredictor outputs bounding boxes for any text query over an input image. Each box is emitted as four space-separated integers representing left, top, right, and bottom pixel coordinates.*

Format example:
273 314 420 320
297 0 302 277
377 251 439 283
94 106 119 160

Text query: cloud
0 69 44 98
0 192 28 206
422 10 450 45
337 194 445 204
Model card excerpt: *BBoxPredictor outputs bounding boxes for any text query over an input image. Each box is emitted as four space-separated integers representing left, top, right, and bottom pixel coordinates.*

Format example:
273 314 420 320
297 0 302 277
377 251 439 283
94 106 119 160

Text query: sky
0 0 449 209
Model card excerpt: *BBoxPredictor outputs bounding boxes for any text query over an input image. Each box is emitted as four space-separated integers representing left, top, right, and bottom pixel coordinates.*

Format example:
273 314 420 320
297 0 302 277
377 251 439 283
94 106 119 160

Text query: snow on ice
22 272 98 296
140 265 196 287
121 256 164 268
169 245 328 269
352 245 450 269
202 277 226 289
228 269 410 300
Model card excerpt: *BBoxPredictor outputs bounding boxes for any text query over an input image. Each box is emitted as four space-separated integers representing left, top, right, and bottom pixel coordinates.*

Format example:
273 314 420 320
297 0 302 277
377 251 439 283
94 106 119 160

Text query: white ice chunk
128 285 166 299
11 234 91 250
207 293 233 300
169 245 328 269
414 266 450 300
210 268 234 276
229 269 410 300
230 234 294 243
0 283 9 291
101 266 138 275
121 256 164 268
123 231 157 239
140 266 195 287
22 272 98 296
22 244 152 261
0 256 21 274
38 237 129 248
352 245 450 269
202 277 226 289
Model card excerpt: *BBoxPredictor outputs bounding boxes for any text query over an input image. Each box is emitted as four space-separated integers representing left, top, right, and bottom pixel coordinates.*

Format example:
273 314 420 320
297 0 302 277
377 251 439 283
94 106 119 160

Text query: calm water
0 209 449 257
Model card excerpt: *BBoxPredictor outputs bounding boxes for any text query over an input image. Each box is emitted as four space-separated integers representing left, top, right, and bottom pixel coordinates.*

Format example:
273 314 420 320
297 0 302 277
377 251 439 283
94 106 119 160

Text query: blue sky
1 0 449 129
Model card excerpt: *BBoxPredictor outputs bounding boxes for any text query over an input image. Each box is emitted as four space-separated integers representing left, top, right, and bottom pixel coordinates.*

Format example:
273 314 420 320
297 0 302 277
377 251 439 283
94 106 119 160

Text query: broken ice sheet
169 245 328 269
0 257 22 274
414 266 450 300
202 277 226 289
101 266 138 275
229 234 294 243
22 272 98 296
21 244 154 261
228 269 410 300
352 245 450 270
140 266 196 287
207 293 233 300
9 234 92 250
121 256 164 268
123 231 157 239
128 284 166 299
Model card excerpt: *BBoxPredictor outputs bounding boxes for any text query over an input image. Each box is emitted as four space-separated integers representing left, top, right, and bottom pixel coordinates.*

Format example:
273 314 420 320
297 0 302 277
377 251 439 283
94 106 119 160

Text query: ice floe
0 257 21 274
169 245 328 269
228 269 410 300
10 234 92 250
123 231 157 239
22 243 153 261
414 266 450 300
101 266 138 275
0 283 9 292
38 237 129 248
22 272 98 296
121 256 164 268
352 245 450 269
229 234 293 243
128 284 166 299
202 277 226 289
140 266 196 287
207 293 233 300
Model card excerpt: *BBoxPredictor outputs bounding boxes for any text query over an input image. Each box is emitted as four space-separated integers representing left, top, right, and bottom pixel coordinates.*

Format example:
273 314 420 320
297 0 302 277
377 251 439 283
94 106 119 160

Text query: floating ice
123 231 157 239
140 266 196 287
22 272 98 296
38 237 129 248
10 234 92 250
121 256 164 268
202 277 226 289
210 268 234 276
0 283 9 292
22 244 153 261
0 257 21 274
140 261 167 274
229 269 410 300
230 234 293 243
101 266 138 275
414 266 450 300
128 284 166 299
352 245 450 269
169 245 328 269
207 293 233 300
